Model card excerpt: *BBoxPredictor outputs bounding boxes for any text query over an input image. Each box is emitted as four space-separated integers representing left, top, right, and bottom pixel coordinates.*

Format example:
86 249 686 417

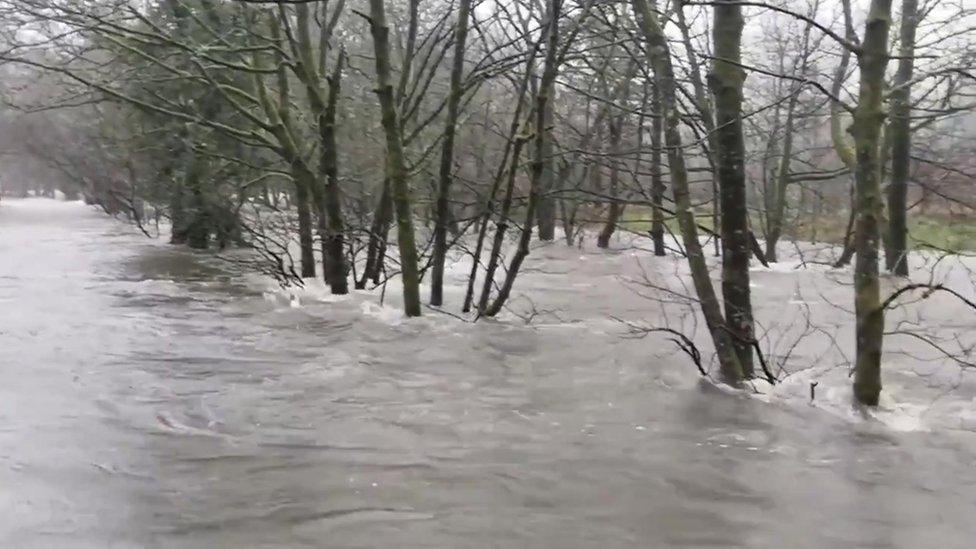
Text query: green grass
614 205 976 252
909 216 976 252
617 205 714 235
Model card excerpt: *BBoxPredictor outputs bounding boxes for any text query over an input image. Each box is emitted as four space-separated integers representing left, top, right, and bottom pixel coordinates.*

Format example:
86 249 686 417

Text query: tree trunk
287 4 350 294
765 14 814 262
632 0 744 383
885 0 918 277
483 0 561 317
852 0 894 406
319 52 349 294
597 118 625 249
462 43 541 314
831 0 858 267
478 136 529 313
766 91 799 263
170 177 187 245
293 172 317 279
536 91 557 241
650 81 666 256
711 0 754 376
367 0 423 317
675 0 721 258
430 0 472 307
358 178 393 289
596 59 638 249
535 0 558 243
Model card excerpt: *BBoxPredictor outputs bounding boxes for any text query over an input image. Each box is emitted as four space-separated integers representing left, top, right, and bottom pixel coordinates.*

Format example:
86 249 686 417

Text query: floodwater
2 198 976 548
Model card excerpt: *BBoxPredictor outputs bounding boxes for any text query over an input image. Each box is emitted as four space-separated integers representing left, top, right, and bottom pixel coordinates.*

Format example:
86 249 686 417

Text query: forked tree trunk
264 13 317 279
367 0 423 317
478 136 529 313
358 179 393 289
675 0 721 258
288 4 350 294
631 0 744 383
462 41 541 313
596 57 638 249
483 0 561 317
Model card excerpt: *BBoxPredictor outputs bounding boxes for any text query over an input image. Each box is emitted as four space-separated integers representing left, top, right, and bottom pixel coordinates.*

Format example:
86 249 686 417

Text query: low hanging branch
881 283 976 313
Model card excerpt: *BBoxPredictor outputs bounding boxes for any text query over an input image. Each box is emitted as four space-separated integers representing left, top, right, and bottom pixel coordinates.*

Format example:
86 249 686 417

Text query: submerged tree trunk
852 0 894 406
631 0 744 383
358 179 393 289
478 136 529 313
885 0 918 277
169 177 187 245
462 42 541 314
711 0 754 376
367 0 423 317
536 93 557 241
293 169 317 278
285 4 350 294
483 0 561 317
597 117 624 248
765 95 797 263
319 54 349 294
596 56 638 249
650 82 666 256
430 0 472 307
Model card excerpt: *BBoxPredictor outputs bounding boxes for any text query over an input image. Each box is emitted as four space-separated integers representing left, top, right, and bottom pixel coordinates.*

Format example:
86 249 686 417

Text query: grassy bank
614 205 976 252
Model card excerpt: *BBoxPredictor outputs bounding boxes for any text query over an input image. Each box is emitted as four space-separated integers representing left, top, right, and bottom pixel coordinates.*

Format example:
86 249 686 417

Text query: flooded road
2 198 976 548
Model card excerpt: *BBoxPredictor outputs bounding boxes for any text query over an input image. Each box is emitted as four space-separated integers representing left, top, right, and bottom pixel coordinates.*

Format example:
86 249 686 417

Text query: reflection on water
1 199 975 548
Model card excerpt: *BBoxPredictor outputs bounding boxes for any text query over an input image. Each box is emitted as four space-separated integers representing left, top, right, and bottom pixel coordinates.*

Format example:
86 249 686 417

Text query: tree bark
462 41 541 313
885 0 918 277
358 179 393 289
319 53 349 294
430 0 473 307
650 81 666 256
765 93 797 263
367 0 423 317
764 16 814 262
596 58 638 249
631 0 744 383
287 4 350 294
597 117 624 248
483 0 561 317
711 0 754 376
832 0 859 268
675 0 722 258
536 102 557 240
478 136 529 313
294 180 317 278
852 0 894 406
